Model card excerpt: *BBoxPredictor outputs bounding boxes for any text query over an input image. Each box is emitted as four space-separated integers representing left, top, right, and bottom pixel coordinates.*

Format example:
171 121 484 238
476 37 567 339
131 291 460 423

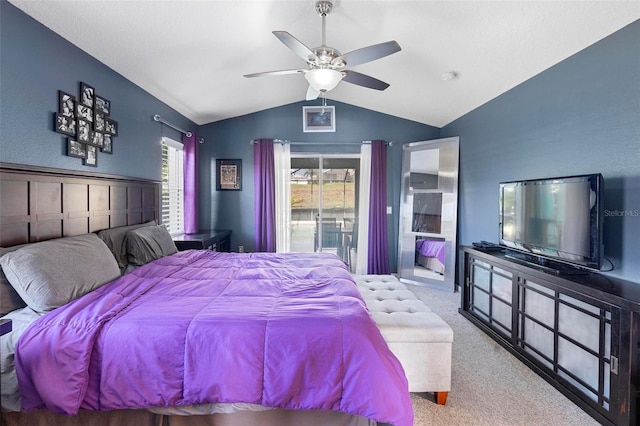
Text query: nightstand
172 230 231 252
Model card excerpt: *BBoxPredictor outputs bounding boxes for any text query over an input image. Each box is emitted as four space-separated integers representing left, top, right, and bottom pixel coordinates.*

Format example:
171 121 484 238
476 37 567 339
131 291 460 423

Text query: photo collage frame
55 82 118 167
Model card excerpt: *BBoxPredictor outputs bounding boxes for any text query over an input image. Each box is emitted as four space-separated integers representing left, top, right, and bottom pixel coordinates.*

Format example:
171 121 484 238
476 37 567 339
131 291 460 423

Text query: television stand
504 250 590 275
461 247 640 426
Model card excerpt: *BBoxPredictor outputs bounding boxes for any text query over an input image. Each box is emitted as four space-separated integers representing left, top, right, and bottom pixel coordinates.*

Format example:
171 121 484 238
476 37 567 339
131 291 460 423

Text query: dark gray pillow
0 245 28 315
126 225 178 266
0 234 121 313
97 220 156 268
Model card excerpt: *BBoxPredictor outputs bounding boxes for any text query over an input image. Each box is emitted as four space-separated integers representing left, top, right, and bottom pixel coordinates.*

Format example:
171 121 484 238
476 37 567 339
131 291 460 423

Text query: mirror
398 137 459 291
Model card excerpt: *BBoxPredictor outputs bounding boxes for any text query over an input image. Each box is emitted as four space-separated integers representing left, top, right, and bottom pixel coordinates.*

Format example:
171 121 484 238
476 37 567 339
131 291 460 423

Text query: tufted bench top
354 275 453 344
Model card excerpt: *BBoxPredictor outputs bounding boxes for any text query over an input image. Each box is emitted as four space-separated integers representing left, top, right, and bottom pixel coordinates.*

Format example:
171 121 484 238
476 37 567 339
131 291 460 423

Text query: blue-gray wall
0 2 195 180
197 100 440 268
442 21 640 282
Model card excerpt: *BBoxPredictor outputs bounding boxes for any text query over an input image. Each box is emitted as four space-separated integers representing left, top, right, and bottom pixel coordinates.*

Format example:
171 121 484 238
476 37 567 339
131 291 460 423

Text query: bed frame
0 163 159 247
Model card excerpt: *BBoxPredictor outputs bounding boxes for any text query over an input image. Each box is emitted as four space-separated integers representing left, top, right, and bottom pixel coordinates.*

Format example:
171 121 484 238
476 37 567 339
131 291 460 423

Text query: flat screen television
499 174 604 272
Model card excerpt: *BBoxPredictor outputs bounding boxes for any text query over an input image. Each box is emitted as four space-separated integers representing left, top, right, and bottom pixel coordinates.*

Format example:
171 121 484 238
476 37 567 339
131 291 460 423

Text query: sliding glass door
289 157 319 253
289 155 359 271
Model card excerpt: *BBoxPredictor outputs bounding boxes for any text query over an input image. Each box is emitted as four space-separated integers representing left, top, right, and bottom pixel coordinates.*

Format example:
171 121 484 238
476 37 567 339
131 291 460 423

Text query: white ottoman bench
353 275 453 405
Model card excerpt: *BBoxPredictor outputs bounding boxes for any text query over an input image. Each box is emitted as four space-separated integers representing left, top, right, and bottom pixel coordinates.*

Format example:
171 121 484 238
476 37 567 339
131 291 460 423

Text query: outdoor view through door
289 156 359 272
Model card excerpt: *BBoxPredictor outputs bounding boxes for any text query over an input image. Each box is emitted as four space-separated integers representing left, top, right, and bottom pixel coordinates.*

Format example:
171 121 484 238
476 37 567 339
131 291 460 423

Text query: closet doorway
398 137 459 292
289 155 360 271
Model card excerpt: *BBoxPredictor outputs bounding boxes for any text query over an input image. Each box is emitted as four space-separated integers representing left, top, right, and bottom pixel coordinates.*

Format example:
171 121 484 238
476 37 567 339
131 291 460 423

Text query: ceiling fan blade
342 70 390 91
244 69 306 78
273 31 319 64
306 86 321 101
335 40 401 68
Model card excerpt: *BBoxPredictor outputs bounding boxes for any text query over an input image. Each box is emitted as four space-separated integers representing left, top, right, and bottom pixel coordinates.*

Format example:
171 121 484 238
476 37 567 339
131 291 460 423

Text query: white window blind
161 138 184 235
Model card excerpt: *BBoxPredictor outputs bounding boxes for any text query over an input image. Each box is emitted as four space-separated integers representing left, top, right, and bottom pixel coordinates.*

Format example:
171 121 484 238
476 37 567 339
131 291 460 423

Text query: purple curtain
182 132 198 234
367 140 390 274
254 139 276 252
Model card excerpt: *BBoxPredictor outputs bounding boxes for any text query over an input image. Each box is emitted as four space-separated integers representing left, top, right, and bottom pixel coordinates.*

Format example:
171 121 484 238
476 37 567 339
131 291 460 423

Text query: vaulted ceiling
9 0 639 127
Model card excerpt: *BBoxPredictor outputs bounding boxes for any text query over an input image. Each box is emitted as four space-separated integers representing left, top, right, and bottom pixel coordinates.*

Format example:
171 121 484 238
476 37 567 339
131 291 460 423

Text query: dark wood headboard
0 163 160 247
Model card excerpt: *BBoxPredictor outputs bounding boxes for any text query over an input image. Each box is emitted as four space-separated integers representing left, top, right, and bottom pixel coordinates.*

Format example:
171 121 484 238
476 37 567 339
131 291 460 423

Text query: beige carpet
402 283 599 426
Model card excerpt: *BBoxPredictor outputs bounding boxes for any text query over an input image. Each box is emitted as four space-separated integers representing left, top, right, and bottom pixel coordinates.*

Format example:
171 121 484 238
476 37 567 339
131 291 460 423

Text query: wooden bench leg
434 391 448 405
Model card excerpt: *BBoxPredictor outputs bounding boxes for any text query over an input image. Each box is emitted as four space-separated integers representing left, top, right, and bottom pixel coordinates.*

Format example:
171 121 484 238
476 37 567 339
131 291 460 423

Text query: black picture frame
79 82 94 108
101 134 113 154
105 118 118 136
94 112 105 132
67 139 87 159
94 95 110 116
89 131 104 148
84 145 98 167
77 118 92 143
55 113 76 136
216 159 242 191
58 91 75 118
77 104 93 122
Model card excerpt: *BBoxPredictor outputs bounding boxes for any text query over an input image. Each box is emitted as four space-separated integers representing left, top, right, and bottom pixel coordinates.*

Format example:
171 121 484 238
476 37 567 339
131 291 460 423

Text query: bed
415 238 445 275
0 165 413 426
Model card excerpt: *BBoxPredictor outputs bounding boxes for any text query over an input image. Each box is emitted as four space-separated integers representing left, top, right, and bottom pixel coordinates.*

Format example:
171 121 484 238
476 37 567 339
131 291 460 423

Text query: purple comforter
416 239 446 264
16 250 412 425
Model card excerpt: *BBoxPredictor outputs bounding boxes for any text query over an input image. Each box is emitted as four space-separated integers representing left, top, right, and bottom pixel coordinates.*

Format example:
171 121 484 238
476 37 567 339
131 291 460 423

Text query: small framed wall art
303 106 335 132
77 118 92 143
105 118 118 136
84 145 98 167
102 134 113 154
79 82 94 108
95 95 110 115
55 113 76 136
216 159 242 191
59 91 75 118
67 139 87 159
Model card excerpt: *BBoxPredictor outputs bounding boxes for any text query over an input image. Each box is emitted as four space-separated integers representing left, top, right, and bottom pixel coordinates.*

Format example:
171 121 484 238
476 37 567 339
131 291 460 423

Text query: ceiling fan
244 0 401 100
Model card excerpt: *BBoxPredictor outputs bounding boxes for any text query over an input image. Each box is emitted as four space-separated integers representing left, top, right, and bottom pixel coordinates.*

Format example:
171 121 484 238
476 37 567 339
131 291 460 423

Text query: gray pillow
97 220 156 268
126 225 178 266
0 234 121 313
0 245 28 316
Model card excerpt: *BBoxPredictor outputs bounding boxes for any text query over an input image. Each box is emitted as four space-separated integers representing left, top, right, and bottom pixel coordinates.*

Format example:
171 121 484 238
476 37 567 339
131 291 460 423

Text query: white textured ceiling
9 0 639 127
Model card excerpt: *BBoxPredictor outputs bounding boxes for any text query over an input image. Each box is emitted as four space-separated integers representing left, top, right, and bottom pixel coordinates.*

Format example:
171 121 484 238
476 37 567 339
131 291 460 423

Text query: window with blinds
161 138 184 235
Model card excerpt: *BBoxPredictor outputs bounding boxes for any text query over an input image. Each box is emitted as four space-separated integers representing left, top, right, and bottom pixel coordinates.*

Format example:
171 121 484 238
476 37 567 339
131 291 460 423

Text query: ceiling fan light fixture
305 68 343 92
